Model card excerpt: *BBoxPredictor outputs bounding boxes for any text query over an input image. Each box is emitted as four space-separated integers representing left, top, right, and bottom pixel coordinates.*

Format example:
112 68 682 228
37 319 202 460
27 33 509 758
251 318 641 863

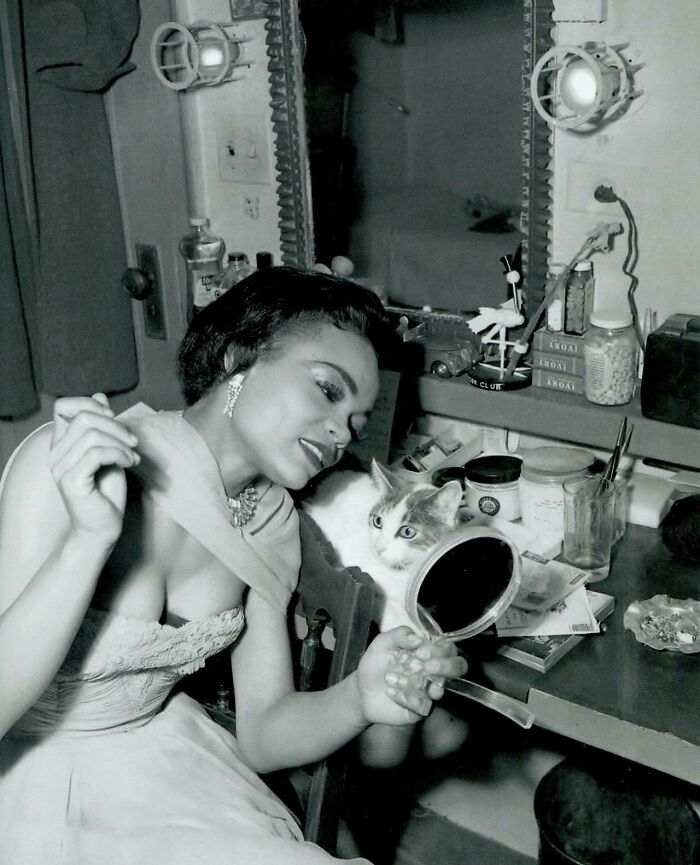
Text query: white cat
301 459 463 632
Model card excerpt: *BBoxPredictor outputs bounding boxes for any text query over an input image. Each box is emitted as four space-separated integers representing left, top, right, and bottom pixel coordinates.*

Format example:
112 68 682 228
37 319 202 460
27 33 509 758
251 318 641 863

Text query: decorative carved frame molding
264 0 315 267
521 0 555 321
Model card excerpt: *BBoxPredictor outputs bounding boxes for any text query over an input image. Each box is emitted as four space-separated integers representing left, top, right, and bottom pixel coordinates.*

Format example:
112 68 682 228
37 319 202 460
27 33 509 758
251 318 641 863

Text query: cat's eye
371 514 383 528
398 526 417 539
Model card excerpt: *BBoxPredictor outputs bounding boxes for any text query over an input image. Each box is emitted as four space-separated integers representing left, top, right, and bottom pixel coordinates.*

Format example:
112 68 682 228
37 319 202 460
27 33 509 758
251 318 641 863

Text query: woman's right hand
48 394 140 544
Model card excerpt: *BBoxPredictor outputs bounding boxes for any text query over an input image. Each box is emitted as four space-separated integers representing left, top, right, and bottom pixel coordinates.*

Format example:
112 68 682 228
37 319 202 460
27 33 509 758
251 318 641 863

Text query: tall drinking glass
562 476 616 582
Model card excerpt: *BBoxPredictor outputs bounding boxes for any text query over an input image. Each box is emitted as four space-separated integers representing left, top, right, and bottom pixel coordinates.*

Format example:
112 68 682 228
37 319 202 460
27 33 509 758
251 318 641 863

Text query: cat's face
367 460 462 569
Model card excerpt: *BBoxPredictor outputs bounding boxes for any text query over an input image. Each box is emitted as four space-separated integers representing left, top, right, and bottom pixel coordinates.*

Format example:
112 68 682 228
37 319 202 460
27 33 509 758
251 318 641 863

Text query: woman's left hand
355 627 467 726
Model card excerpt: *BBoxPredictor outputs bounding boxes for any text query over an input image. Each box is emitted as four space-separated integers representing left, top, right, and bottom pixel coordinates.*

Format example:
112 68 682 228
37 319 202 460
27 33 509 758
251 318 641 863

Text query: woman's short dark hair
177 266 398 404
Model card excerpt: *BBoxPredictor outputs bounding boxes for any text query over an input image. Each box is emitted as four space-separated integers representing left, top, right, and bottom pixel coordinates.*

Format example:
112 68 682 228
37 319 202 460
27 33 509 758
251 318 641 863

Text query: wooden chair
185 510 376 855
293 510 377 853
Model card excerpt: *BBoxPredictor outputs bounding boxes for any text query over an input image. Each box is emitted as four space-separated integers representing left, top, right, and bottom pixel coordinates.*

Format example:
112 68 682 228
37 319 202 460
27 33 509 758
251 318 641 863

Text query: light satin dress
0 406 371 865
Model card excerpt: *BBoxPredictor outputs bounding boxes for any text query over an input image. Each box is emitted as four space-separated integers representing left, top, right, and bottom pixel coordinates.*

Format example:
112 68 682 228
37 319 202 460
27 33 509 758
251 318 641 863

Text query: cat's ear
423 480 463 523
369 458 403 494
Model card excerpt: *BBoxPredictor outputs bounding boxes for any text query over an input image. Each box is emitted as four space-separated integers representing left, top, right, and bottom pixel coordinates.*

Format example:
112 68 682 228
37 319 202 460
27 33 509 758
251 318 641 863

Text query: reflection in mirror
301 0 525 313
416 535 516 638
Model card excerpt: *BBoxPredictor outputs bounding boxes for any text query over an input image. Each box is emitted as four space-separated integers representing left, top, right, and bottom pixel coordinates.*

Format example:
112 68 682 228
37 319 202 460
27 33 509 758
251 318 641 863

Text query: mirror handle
444 678 535 729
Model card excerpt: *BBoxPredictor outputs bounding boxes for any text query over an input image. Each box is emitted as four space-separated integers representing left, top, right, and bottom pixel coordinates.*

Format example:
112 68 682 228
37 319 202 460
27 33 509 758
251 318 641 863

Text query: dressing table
474 522 700 786
404 371 700 786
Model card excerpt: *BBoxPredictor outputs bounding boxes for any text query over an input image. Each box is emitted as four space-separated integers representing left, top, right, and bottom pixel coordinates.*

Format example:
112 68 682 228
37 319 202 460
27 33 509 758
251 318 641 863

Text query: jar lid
574 260 593 271
589 308 633 329
227 252 248 263
520 446 595 478
464 455 522 484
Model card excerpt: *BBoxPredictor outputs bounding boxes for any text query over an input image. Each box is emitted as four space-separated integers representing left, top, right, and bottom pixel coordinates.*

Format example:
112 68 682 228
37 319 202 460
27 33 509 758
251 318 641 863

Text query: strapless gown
0 604 369 864
0 405 370 864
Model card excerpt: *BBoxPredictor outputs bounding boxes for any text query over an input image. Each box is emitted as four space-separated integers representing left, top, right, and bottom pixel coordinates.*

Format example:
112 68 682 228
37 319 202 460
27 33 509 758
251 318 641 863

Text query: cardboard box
533 328 586 357
532 368 584 395
531 350 585 376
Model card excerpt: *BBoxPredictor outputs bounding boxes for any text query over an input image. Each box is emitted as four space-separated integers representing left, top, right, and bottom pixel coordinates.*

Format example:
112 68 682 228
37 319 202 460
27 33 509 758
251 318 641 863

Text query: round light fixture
151 21 245 91
530 44 638 131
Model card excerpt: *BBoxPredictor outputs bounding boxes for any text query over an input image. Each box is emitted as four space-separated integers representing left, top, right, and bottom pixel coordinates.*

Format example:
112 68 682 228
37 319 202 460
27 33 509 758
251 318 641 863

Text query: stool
534 756 700 865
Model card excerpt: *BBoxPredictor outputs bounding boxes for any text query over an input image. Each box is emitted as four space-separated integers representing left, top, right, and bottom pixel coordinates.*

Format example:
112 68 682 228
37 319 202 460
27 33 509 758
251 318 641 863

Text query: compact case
641 313 700 429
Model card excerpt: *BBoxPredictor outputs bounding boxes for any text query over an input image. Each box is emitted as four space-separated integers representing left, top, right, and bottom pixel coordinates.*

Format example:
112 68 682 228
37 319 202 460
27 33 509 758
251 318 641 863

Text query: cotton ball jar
584 309 639 406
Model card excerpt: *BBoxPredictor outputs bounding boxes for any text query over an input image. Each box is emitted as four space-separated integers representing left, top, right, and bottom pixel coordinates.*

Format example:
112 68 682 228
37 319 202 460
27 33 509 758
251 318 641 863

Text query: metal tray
624 594 700 653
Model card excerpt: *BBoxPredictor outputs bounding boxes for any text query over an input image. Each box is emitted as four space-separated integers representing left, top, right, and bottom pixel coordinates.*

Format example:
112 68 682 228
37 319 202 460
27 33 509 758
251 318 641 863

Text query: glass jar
464 455 522 521
584 309 639 405
563 260 595 335
518 446 595 536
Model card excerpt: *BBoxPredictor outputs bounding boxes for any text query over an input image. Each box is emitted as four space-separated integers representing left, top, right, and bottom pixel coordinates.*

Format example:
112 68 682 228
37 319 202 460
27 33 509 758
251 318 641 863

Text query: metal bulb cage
150 20 246 92
530 44 633 130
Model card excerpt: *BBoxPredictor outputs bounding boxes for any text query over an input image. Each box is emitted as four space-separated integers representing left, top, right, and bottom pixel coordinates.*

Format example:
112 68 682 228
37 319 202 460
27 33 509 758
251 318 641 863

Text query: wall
550 0 700 323
173 0 282 265
112 0 281 407
404 0 522 203
348 1 522 204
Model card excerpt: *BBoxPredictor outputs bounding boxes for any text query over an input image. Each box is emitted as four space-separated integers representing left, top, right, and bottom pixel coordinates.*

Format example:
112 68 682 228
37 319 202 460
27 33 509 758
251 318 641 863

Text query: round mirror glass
406 527 521 641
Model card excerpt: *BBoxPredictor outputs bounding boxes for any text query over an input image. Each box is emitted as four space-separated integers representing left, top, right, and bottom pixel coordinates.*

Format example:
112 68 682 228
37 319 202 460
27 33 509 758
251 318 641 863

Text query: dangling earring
223 373 245 418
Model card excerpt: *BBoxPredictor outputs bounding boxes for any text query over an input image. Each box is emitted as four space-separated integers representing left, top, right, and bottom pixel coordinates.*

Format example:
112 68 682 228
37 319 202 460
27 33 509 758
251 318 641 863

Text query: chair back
295 510 376 853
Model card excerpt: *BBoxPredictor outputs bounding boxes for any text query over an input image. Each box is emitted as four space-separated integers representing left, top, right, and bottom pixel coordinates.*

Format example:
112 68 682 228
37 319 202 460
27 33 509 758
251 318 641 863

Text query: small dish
624 594 700 653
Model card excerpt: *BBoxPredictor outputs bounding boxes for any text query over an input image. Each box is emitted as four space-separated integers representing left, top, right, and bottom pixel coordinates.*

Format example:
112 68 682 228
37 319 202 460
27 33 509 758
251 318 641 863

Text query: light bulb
560 60 598 113
198 40 225 68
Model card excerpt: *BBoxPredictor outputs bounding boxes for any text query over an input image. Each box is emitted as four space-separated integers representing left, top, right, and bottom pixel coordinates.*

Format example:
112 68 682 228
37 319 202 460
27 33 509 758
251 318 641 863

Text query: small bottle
179 217 225 321
255 251 273 270
563 260 595 335
584 308 639 406
545 263 566 332
214 252 255 300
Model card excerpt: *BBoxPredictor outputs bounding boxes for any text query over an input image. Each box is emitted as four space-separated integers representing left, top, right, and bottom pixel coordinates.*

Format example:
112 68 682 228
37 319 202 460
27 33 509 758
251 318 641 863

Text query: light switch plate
215 113 272 185
136 243 167 340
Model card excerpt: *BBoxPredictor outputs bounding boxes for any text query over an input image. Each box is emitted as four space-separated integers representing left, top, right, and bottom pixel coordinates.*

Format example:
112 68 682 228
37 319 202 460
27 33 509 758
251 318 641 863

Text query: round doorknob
122 267 152 300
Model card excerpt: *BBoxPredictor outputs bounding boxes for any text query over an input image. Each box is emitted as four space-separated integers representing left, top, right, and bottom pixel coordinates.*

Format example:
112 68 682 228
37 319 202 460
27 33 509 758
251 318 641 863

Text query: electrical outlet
566 160 647 215
243 192 260 219
215 113 271 185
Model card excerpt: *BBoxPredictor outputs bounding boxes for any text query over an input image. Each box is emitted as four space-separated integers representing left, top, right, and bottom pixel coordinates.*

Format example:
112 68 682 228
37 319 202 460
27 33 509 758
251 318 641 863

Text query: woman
0 267 466 864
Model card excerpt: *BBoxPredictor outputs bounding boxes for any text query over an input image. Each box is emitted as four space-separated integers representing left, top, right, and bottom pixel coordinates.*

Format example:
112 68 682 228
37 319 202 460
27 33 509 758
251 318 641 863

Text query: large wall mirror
270 0 553 322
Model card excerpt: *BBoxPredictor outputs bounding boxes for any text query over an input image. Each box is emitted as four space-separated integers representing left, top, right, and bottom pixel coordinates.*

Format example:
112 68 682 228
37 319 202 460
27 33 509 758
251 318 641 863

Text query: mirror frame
264 0 315 267
521 0 555 320
266 0 554 316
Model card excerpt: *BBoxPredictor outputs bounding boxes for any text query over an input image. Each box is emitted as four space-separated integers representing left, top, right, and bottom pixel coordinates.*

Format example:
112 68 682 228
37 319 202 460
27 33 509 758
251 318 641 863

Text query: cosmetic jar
518 446 595 535
464 455 523 521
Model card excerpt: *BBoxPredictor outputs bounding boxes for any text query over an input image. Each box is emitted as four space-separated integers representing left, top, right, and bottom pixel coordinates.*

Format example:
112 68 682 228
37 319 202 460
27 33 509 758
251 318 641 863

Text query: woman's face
227 323 380 489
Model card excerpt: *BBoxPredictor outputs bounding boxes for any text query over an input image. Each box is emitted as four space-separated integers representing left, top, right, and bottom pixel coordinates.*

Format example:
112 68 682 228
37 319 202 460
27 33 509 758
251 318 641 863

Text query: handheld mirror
403 526 535 729
406 526 521 641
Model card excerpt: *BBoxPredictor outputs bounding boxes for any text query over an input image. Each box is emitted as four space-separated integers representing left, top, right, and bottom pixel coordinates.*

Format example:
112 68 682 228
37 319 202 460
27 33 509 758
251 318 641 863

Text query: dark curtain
0 0 141 418
0 0 39 416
